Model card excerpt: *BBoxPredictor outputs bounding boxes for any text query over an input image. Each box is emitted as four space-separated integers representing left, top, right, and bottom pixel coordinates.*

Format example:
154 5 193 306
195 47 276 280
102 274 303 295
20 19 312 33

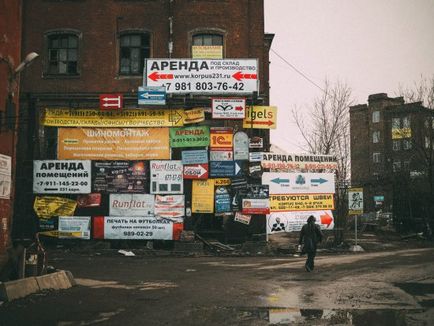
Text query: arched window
46 32 79 75
119 33 150 75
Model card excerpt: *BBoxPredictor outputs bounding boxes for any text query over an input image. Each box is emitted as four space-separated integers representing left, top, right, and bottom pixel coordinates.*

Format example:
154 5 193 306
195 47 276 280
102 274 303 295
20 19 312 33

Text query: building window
372 131 380 143
402 116 411 128
392 117 401 129
392 159 401 172
425 136 431 149
392 140 401 151
192 33 223 59
373 152 381 163
403 139 412 150
403 160 410 170
372 111 380 123
47 33 79 75
119 33 150 75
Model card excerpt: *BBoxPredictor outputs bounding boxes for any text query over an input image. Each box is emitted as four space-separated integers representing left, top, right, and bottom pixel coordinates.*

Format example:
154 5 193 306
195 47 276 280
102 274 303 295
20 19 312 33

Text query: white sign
145 59 258 94
33 160 91 194
262 172 335 194
103 216 176 240
266 210 334 234
150 160 183 194
249 152 263 162
348 188 364 215
233 131 249 160
0 155 11 199
210 150 233 161
261 153 338 171
212 98 246 119
58 216 91 239
109 194 154 217
234 212 251 225
154 195 185 221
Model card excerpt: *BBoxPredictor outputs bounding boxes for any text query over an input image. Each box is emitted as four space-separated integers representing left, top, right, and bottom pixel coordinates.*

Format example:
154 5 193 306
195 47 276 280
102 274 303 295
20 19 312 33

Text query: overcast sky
265 0 434 152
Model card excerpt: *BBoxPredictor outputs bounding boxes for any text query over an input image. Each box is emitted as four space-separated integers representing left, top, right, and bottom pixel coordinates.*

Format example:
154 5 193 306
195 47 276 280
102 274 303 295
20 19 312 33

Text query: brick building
350 93 434 230
15 0 274 243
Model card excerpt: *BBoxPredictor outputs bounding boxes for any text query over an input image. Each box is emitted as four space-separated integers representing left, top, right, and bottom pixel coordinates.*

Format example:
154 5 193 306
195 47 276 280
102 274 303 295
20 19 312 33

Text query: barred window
47 33 78 75
120 33 150 75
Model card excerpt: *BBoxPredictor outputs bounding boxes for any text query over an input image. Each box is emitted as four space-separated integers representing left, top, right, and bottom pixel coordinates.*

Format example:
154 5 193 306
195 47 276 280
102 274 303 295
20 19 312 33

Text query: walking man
298 215 323 272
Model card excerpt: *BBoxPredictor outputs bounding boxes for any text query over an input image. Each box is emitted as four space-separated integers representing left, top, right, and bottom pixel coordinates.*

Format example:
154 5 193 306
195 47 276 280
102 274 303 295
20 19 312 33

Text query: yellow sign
348 188 363 215
270 194 334 212
58 128 170 160
34 196 77 219
243 106 277 129
192 45 223 59
42 108 184 128
213 178 231 186
183 108 205 124
392 128 411 139
192 179 215 213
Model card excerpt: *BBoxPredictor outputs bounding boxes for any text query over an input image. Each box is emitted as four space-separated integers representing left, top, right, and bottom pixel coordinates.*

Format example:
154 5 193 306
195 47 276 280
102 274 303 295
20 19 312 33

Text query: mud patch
75 278 178 291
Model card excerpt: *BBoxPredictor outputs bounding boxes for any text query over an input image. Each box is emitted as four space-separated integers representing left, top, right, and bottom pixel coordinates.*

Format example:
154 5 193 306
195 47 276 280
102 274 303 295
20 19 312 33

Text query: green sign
170 126 210 148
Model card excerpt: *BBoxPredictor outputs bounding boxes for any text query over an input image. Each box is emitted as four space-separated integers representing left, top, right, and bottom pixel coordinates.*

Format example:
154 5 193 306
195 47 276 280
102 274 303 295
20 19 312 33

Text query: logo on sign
99 94 123 110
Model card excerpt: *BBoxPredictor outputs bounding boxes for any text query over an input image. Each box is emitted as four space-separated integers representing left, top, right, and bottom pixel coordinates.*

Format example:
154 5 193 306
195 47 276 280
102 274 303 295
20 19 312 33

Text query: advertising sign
234 212 251 225
77 193 102 208
150 160 183 194
92 161 147 193
214 178 231 186
138 86 166 105
154 195 185 220
233 131 249 160
182 150 208 165
210 127 233 149
212 98 246 119
33 160 91 194
109 194 154 217
215 187 231 213
348 188 364 215
243 106 277 129
170 126 210 148
210 161 242 177
192 179 215 213
145 59 258 94
242 198 270 215
266 211 334 234
58 216 91 239
42 108 184 128
183 164 209 179
270 194 335 212
262 172 335 194
261 153 338 171
0 154 11 199
210 150 233 161
93 216 183 240
58 128 170 160
192 45 223 59
183 108 205 124
249 136 263 149
100 94 123 110
33 196 77 219
249 152 263 162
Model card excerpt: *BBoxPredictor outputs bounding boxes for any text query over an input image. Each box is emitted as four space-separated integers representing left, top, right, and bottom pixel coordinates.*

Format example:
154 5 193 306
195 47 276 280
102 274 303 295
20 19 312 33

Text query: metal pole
355 214 358 246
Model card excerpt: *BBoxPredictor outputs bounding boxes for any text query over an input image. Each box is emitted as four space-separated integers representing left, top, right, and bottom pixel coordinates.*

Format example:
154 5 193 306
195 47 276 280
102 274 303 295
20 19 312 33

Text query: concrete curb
0 270 75 302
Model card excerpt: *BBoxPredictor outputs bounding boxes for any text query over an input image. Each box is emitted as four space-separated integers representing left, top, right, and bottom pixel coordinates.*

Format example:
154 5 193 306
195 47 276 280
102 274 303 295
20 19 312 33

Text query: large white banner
58 216 91 239
150 160 183 194
103 217 175 240
261 153 338 170
266 211 334 234
145 59 258 94
262 172 335 194
154 195 185 221
33 160 91 194
109 194 154 217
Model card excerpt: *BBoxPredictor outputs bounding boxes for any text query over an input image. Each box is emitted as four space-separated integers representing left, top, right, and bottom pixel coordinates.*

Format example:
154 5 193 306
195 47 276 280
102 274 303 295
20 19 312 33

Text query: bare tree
292 79 354 243
398 75 434 110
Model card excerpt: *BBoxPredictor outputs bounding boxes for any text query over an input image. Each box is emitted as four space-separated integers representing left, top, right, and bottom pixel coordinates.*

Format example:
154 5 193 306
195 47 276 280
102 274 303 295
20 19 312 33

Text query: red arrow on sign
232 71 257 81
148 72 174 81
244 120 274 126
320 212 333 227
235 106 244 111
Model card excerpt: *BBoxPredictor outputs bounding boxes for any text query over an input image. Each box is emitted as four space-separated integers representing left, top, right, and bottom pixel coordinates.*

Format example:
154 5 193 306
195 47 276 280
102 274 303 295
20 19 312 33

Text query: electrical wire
270 48 325 93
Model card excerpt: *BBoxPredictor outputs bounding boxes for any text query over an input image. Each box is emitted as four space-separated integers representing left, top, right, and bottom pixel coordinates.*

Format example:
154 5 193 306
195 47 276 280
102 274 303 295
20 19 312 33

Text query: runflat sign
262 172 335 194
150 160 183 194
109 194 154 217
33 160 91 194
145 59 258 94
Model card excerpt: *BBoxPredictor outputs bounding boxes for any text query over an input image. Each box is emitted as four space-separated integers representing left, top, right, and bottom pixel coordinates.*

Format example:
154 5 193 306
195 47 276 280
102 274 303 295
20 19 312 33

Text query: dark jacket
299 222 323 253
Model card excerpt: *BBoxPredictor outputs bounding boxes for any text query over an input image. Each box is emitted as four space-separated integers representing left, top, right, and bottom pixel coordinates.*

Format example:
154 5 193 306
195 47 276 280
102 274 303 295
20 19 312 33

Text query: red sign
210 127 233 150
99 94 123 110
183 164 209 179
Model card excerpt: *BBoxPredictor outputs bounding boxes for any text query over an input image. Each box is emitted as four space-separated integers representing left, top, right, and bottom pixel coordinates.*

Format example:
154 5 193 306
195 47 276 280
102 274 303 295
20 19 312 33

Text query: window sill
115 75 143 80
43 74 81 79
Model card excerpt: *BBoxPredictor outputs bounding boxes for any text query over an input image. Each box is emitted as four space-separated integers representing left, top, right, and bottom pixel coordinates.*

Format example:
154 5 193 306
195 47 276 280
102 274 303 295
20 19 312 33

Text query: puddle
396 282 434 308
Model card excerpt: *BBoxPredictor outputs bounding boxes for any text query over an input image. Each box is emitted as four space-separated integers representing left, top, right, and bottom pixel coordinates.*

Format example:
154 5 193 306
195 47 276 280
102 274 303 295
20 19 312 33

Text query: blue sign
215 187 231 213
182 150 208 165
138 86 166 105
210 161 243 177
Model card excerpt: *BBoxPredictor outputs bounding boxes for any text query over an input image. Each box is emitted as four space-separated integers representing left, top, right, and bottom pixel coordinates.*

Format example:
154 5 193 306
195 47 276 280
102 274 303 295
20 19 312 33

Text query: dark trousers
305 250 316 271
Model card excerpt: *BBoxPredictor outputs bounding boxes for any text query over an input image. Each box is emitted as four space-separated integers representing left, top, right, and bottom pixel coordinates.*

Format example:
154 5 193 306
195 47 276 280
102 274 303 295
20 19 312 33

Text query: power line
270 48 325 93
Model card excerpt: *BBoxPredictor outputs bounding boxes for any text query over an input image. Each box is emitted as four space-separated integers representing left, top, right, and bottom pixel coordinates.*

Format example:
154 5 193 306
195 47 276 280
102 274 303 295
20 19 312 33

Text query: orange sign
58 128 170 160
210 127 233 149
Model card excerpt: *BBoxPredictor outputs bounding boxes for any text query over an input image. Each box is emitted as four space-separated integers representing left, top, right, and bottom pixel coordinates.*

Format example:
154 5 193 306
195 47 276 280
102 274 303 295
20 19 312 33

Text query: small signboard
183 108 205 124
233 131 249 160
234 212 251 225
242 198 270 215
270 194 334 212
192 179 215 213
58 216 91 239
170 126 210 148
210 150 233 161
210 127 233 150
262 172 336 194
150 160 183 194
266 210 334 233
215 186 231 213
138 86 166 105
183 164 209 180
243 106 277 129
154 195 185 220
249 136 263 149
349 188 364 215
212 98 246 119
100 94 123 110
181 150 208 165
210 161 242 177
